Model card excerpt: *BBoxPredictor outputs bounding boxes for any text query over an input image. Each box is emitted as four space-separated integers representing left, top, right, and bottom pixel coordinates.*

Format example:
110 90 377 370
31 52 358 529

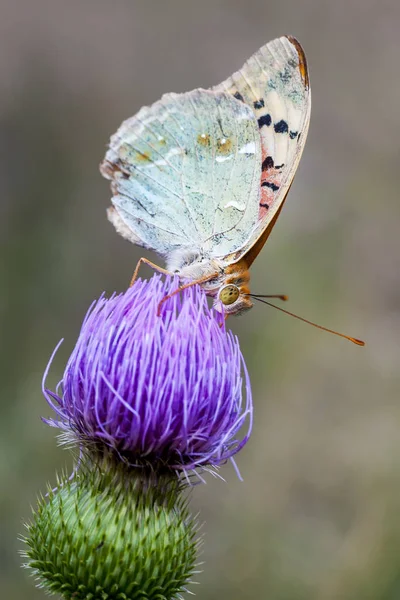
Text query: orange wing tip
285 36 310 89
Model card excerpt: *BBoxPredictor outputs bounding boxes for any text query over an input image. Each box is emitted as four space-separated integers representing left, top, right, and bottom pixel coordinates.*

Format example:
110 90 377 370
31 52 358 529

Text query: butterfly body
101 36 311 315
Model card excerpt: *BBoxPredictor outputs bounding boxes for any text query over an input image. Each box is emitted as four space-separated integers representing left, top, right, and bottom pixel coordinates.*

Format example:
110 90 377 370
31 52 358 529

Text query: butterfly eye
219 285 240 306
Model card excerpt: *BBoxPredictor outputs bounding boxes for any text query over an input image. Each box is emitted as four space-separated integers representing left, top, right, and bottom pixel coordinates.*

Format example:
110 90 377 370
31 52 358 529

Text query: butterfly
101 36 311 316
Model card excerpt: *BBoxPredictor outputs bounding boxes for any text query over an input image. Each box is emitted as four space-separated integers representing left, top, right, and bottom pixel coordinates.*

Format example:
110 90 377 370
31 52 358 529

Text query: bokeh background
1 1 400 598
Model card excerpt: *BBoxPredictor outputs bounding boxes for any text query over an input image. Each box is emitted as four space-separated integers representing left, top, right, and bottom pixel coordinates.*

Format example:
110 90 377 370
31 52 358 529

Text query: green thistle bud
22 459 199 600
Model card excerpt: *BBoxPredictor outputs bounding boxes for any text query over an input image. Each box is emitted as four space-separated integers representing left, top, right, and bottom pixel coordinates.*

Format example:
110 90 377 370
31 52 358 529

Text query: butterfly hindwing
213 35 311 263
101 89 262 263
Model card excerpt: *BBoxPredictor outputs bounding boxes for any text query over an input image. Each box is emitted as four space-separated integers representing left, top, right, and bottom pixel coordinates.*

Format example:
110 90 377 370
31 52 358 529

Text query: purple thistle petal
43 275 253 472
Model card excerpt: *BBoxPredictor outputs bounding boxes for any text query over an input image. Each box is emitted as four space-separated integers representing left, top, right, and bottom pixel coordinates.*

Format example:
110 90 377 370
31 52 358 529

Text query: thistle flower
43 275 252 474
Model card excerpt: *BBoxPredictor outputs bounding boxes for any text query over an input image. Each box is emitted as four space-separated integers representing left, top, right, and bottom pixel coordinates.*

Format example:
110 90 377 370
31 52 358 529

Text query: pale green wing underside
101 90 261 262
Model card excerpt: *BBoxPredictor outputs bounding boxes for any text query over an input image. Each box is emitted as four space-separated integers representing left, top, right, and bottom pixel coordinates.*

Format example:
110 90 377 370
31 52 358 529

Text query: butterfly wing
101 89 262 266
213 35 311 265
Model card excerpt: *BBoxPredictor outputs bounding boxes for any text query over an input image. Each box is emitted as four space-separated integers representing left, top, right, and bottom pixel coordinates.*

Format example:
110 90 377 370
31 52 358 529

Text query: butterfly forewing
213 35 311 263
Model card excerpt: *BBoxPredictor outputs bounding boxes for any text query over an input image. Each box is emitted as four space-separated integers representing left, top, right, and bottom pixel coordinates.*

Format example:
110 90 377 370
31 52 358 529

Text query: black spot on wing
274 120 289 134
279 66 292 84
262 156 274 170
275 163 284 170
262 181 280 192
233 91 245 102
258 114 272 128
260 202 269 209
254 99 265 109
289 131 298 139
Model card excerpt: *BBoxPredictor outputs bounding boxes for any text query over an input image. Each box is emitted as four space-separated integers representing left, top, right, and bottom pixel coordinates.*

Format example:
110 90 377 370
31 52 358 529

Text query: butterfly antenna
249 295 365 346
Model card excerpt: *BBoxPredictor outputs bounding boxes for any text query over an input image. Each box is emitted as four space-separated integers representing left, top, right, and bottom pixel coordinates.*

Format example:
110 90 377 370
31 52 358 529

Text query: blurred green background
1 1 399 598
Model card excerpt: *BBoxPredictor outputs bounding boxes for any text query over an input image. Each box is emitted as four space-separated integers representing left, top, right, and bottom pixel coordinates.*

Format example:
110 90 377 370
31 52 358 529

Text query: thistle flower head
43 275 252 474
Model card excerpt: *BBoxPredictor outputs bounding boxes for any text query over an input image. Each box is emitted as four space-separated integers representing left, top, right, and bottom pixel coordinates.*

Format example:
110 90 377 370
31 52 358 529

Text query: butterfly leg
130 257 172 287
157 272 219 316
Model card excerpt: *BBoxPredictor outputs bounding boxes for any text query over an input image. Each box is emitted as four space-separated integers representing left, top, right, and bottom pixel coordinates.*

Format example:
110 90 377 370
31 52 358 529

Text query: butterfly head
213 265 253 315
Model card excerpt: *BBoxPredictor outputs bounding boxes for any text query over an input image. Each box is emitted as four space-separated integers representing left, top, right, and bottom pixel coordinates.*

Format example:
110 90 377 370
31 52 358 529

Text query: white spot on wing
238 141 256 154
223 199 246 210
